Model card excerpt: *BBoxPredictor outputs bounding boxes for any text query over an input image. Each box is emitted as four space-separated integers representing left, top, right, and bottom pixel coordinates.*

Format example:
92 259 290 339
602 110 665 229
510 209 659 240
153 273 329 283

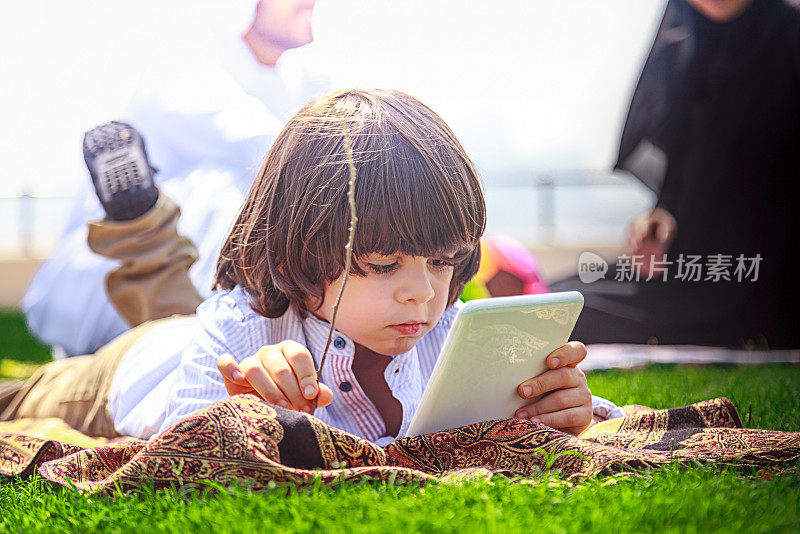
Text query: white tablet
405 291 584 437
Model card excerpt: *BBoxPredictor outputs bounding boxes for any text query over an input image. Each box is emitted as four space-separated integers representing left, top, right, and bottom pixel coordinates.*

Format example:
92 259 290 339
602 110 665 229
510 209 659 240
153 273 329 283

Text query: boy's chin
368 337 420 356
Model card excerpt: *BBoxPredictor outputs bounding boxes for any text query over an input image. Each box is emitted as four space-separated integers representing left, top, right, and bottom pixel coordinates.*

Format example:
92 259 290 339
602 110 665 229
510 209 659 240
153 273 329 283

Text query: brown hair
215 89 486 318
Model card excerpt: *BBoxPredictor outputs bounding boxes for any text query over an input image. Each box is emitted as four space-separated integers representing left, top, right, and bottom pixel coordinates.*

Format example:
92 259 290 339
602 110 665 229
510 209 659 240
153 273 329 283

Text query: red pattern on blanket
0 395 797 494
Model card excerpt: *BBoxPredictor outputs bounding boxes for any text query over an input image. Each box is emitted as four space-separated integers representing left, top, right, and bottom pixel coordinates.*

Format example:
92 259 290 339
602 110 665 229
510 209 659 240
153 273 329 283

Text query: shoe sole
83 121 158 220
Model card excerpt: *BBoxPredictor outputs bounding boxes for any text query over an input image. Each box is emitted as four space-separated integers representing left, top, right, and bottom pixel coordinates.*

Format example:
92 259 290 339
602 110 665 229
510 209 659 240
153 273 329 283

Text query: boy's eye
366 262 399 274
429 258 456 271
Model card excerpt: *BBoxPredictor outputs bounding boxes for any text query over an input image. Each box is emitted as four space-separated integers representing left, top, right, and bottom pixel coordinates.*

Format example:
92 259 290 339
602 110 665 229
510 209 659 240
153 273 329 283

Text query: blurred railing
480 169 653 247
0 193 74 259
0 171 652 259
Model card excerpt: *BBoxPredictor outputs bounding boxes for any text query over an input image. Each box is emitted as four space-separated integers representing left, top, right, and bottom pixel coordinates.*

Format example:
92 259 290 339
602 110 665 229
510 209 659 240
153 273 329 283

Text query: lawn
1 310 798 533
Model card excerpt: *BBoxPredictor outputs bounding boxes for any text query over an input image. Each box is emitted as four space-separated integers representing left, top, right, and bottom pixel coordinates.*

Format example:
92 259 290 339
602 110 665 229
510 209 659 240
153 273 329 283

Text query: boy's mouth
390 321 425 336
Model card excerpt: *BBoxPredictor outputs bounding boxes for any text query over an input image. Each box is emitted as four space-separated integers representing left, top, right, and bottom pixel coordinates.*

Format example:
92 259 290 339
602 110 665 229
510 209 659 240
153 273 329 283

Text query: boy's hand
515 341 593 436
216 340 334 413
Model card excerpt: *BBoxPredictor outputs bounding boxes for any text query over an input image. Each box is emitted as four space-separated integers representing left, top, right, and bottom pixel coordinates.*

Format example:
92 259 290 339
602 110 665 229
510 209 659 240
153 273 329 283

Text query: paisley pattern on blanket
0 395 797 494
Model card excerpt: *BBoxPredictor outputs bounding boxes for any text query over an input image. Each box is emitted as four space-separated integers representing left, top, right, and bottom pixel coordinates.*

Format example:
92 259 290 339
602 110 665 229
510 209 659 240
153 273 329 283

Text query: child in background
2 90 618 444
460 234 550 301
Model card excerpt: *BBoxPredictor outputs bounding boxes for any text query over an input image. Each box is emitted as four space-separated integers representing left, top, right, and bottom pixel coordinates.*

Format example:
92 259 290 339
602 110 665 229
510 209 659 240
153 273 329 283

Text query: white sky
0 0 665 198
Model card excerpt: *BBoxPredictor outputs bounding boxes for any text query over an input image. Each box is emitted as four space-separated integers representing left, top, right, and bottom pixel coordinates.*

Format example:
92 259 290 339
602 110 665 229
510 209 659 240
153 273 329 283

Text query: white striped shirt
108 285 624 445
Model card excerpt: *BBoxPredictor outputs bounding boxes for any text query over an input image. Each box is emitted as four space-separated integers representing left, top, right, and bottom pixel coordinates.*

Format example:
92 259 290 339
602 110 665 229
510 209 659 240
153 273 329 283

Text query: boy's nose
396 269 436 304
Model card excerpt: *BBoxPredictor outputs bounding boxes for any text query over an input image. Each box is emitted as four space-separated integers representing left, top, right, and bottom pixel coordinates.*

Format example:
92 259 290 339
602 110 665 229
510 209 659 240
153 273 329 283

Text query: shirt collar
300 311 354 366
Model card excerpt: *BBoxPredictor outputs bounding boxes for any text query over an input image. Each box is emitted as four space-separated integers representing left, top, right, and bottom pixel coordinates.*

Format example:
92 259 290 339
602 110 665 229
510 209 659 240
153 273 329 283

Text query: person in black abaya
553 0 800 348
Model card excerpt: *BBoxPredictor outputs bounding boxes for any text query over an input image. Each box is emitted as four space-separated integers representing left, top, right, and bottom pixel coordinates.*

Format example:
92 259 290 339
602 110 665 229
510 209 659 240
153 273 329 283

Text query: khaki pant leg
87 192 204 328
0 318 173 438
0 380 25 415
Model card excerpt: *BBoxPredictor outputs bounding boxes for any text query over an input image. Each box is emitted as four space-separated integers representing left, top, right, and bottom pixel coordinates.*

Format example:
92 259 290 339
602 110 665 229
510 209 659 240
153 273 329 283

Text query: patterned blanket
1 395 797 494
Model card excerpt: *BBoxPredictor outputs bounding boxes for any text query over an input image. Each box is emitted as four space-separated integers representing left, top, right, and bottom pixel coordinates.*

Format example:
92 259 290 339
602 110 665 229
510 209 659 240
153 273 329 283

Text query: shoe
83 121 159 221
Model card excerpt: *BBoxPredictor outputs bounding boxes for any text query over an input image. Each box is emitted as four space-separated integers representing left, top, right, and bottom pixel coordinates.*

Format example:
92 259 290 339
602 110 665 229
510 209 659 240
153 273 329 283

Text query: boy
2 90 622 443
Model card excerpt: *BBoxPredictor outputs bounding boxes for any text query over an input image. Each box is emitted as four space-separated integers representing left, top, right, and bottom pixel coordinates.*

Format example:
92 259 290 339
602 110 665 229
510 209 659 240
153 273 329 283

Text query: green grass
588 364 800 432
0 309 50 364
0 311 798 533
1 466 798 533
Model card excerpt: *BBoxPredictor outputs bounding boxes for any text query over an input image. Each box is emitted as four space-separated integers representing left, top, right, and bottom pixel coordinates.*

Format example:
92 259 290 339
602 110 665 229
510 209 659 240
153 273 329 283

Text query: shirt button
339 381 353 392
333 337 346 349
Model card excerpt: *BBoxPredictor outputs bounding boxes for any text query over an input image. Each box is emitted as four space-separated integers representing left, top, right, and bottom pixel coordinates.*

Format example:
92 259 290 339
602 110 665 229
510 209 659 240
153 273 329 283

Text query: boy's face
315 253 456 355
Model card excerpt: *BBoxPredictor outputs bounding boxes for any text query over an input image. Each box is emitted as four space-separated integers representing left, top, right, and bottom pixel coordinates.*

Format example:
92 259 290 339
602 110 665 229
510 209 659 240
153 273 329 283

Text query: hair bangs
351 134 482 269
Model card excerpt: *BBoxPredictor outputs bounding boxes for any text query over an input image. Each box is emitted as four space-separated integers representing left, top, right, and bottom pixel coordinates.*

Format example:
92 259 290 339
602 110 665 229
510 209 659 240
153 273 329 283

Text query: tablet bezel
405 291 584 437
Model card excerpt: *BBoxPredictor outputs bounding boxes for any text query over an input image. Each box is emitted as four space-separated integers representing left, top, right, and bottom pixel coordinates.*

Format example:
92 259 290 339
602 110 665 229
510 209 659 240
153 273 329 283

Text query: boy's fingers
217 354 247 385
217 354 255 397
518 366 584 399
546 341 587 369
280 340 320 400
261 348 308 412
523 406 593 434
240 356 293 409
515 387 591 419
315 384 334 408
